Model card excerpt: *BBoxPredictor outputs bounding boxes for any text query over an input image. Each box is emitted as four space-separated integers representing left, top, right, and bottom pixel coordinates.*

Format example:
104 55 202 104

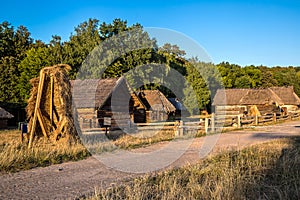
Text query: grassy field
90 137 300 200
0 129 90 173
0 128 177 173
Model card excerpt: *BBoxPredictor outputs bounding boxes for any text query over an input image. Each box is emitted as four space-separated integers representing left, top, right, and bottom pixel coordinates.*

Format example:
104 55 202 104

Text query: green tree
0 57 21 102
18 47 52 101
0 22 33 103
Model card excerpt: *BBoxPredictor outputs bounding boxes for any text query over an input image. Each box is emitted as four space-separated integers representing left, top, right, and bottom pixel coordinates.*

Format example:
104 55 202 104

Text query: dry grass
113 129 175 149
90 137 300 200
0 129 89 173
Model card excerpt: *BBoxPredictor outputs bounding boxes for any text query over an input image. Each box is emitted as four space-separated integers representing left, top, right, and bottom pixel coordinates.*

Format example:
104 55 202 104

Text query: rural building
72 77 146 129
213 86 300 116
0 107 14 129
138 90 176 122
269 86 300 112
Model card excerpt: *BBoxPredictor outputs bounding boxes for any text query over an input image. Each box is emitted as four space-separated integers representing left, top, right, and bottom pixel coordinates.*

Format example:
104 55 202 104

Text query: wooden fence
80 111 300 135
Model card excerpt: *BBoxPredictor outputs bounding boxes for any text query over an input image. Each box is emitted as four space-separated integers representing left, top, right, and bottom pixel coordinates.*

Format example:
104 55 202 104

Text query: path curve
1 120 300 199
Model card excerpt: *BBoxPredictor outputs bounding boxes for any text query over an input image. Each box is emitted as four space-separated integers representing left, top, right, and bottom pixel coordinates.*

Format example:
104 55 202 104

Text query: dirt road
1 120 300 199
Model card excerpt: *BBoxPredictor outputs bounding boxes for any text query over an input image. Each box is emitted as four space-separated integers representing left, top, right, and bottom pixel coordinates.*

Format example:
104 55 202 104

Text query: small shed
138 90 176 122
0 107 14 129
72 77 146 129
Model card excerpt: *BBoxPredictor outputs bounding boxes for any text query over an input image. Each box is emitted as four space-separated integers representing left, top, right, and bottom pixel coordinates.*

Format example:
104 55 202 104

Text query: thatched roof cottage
72 77 146 129
0 107 14 129
213 86 300 116
138 90 176 122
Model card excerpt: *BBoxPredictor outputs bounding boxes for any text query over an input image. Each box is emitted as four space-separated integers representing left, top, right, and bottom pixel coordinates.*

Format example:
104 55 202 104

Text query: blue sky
1 0 300 67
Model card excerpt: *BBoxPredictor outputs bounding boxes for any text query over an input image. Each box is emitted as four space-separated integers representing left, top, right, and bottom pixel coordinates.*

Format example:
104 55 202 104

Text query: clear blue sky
1 0 300 67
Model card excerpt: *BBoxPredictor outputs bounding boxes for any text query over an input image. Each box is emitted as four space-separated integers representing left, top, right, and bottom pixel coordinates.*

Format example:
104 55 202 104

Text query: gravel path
1 120 300 199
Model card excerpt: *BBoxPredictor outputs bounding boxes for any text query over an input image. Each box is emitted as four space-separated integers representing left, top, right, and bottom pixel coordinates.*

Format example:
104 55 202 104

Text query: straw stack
26 64 78 144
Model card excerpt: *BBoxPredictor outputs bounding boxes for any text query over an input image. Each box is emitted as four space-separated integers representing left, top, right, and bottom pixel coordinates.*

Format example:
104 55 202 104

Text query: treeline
217 62 300 95
0 18 299 114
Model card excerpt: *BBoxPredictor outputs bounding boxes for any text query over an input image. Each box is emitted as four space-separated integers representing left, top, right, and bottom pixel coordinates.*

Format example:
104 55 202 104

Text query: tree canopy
0 19 299 115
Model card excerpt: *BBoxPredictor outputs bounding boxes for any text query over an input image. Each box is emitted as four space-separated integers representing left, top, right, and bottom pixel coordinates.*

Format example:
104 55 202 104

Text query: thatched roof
71 77 123 108
139 90 176 113
213 89 248 105
0 107 14 119
270 86 300 105
213 86 300 106
240 89 284 105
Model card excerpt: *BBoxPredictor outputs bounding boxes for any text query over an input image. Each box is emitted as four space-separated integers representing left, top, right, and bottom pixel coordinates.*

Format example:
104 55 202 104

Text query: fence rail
81 111 300 135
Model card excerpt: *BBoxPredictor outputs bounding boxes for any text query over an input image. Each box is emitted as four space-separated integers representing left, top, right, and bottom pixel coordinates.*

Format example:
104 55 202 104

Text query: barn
0 107 14 129
269 86 300 112
72 77 146 130
138 90 176 122
212 87 300 116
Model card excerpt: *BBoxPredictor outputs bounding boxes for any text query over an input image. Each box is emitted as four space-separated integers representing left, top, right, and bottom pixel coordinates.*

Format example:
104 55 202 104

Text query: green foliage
0 22 33 103
0 56 21 102
183 60 223 114
18 47 52 101
1 18 300 111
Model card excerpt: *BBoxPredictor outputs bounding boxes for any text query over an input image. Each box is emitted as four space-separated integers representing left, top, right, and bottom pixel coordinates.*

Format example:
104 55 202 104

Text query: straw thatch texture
139 90 176 113
270 86 300 105
26 64 78 144
0 107 14 119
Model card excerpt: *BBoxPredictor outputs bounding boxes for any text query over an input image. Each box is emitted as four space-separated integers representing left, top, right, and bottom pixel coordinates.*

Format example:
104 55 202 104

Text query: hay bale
26 64 78 144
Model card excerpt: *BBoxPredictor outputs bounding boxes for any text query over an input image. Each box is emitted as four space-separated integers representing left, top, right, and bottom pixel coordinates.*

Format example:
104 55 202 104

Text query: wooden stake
28 69 45 148
37 109 48 139
50 75 54 131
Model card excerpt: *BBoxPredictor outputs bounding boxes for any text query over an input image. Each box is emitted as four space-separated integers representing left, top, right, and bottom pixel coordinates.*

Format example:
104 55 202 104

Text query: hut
269 86 300 112
0 107 14 129
72 77 146 129
138 90 176 122
213 88 288 116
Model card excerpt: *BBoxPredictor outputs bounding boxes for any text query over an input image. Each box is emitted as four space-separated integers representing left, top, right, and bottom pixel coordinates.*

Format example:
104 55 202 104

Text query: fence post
174 120 179 137
205 117 209 134
89 119 92 128
80 118 84 128
273 113 277 123
211 113 215 133
255 115 258 125
237 115 241 128
179 120 184 136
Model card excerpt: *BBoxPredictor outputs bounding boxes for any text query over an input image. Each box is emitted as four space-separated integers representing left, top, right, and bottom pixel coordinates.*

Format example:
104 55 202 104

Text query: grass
113 129 176 149
89 137 300 200
0 129 90 173
0 128 180 173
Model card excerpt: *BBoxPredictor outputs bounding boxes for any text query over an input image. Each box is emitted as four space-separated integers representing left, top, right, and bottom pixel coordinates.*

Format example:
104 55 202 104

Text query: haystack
26 64 78 146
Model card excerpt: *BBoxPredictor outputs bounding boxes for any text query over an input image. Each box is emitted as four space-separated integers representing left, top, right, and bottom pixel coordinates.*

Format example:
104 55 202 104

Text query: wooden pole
50 75 54 131
28 69 45 148
37 109 48 139
179 120 183 136
211 113 215 133
255 115 258 125
273 112 277 123
237 115 241 128
205 117 209 134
